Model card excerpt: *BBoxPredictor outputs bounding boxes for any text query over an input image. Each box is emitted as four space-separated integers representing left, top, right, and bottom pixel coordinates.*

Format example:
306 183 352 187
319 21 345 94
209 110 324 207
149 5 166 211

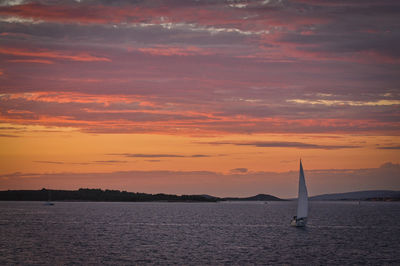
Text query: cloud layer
200 141 360 150
0 0 398 135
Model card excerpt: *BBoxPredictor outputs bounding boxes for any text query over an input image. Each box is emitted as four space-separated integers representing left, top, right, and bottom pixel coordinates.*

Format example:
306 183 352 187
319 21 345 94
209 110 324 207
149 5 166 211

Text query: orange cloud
138 46 212 57
1 91 399 136
6 91 148 105
0 47 110 62
7 59 54 64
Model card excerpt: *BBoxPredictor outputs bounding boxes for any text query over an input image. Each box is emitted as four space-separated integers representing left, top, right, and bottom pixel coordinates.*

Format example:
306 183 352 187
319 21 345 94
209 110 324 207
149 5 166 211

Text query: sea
0 201 399 265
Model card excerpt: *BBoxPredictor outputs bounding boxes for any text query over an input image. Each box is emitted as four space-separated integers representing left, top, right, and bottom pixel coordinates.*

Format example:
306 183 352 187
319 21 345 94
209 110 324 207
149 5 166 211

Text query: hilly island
0 188 283 202
0 189 399 202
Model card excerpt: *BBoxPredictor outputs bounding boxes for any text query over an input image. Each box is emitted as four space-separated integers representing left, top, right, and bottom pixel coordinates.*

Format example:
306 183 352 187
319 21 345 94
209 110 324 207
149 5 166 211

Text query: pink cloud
0 1 398 136
0 90 398 135
0 2 328 33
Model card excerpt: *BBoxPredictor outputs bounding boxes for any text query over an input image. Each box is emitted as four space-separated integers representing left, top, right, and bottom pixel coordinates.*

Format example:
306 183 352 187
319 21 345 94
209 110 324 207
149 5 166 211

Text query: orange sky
0 123 398 172
1 123 399 197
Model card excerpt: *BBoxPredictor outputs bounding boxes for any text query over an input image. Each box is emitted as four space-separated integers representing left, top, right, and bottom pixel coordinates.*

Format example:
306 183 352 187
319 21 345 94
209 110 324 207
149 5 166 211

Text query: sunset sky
0 0 399 197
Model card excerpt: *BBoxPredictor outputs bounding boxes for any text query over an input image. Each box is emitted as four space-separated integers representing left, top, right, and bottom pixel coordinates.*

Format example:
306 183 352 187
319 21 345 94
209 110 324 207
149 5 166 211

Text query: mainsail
296 160 308 219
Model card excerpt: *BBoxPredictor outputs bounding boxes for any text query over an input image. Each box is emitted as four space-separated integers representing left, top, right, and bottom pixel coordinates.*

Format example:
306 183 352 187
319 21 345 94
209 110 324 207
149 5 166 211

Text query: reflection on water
0 201 399 265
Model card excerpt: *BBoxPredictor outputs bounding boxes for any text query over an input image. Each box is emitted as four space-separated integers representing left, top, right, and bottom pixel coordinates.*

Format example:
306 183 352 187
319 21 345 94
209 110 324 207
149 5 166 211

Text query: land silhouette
0 188 219 202
0 189 399 202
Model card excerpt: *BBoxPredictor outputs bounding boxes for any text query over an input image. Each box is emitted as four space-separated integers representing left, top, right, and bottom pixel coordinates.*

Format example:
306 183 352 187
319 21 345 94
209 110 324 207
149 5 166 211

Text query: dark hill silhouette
223 194 284 201
309 190 400 201
0 189 285 202
0 188 219 202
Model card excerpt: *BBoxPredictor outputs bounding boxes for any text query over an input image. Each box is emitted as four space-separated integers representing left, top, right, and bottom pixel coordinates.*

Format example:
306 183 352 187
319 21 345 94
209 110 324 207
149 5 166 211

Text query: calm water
0 201 399 265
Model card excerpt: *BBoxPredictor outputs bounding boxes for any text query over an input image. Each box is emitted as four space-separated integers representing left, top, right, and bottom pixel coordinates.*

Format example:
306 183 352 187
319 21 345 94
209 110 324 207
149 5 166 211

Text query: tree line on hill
0 189 285 202
0 188 218 202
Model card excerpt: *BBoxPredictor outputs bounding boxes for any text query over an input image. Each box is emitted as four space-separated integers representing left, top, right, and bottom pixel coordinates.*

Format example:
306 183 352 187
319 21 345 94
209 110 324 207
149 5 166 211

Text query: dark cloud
109 153 185 158
93 160 128 163
0 19 249 48
200 141 360 150
33 160 64 164
379 162 400 169
276 1 400 60
108 153 211 158
377 146 400 150
190 154 210 158
0 133 20 137
33 160 128 165
0 126 24 130
230 168 248 174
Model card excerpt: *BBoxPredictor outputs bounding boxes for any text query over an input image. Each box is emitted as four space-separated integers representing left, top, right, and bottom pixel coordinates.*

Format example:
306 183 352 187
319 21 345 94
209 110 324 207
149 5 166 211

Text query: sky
0 0 399 198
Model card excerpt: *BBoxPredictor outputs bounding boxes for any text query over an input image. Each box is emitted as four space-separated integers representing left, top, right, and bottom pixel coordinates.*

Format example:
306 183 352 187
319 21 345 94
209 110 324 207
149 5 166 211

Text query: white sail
296 160 308 219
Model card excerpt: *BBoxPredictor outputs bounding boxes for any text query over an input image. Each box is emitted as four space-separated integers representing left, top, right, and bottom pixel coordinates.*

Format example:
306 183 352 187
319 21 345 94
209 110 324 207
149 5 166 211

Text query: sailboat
291 159 308 227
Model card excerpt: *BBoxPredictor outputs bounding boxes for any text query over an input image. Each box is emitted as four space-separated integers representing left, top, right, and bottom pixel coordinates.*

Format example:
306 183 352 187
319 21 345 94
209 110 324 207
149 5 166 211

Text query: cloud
0 0 26 7
200 141 360 150
379 162 399 168
0 1 274 35
0 133 20 137
138 45 212 56
0 126 24 130
33 160 64 164
0 1 399 136
109 153 185 158
7 59 54 64
93 160 128 164
377 146 400 150
230 168 248 174
288 99 400 107
190 154 210 158
0 46 110 62
108 153 210 158
1 90 398 135
33 160 128 165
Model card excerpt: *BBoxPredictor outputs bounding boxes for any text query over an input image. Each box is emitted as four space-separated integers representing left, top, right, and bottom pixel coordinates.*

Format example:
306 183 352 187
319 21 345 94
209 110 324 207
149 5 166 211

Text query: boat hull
290 217 307 227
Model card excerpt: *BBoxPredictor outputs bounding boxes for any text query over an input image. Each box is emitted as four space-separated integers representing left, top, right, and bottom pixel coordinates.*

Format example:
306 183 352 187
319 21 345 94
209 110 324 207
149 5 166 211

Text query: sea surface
0 201 399 265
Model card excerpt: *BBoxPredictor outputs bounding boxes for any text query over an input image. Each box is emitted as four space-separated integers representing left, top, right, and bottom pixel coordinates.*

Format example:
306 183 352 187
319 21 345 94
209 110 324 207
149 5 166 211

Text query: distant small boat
44 190 55 206
291 159 308 227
